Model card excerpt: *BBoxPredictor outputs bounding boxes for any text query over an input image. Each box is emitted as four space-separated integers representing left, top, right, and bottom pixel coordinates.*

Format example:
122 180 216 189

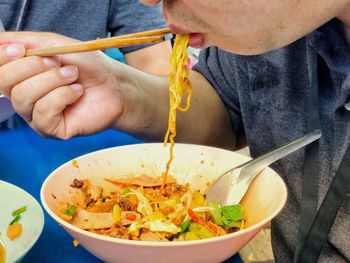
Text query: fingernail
71 83 83 92
6 44 23 58
43 57 60 67
59 65 78 79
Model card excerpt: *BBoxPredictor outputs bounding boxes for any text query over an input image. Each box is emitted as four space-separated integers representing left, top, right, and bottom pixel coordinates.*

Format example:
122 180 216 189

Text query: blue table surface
0 115 241 263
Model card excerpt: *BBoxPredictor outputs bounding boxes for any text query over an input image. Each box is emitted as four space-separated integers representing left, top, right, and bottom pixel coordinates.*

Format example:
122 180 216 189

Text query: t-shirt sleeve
192 47 244 135
108 0 170 54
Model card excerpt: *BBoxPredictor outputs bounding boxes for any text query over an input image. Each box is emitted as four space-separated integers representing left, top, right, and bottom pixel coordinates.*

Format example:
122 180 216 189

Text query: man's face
140 0 348 55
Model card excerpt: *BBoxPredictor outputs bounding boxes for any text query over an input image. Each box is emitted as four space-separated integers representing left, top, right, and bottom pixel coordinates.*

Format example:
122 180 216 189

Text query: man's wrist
110 62 169 140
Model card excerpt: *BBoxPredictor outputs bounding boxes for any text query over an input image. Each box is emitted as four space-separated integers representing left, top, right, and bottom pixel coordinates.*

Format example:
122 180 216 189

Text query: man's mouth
169 24 205 48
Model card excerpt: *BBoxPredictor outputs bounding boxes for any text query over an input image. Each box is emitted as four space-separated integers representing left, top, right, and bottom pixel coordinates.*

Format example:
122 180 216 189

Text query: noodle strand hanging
162 34 192 187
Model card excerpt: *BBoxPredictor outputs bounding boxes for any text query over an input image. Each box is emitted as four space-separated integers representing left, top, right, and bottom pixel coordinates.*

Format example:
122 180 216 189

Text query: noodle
162 34 192 187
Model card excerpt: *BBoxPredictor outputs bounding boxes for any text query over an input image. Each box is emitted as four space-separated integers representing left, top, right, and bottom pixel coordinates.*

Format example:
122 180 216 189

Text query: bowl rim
0 180 45 260
40 143 287 247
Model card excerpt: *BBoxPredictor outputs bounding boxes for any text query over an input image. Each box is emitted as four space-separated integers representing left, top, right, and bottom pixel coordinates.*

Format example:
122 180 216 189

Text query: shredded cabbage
128 219 180 234
192 207 215 213
141 219 180 234
125 189 153 216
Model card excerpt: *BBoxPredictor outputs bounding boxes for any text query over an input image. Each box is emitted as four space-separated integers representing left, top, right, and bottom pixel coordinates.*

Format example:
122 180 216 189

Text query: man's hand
0 32 125 139
0 31 236 150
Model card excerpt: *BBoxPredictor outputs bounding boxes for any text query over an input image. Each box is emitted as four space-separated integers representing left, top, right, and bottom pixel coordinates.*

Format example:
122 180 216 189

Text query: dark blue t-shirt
0 0 167 54
194 19 350 262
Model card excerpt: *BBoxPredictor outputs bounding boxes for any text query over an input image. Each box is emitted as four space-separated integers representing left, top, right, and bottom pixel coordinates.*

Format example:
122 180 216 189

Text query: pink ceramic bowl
40 143 287 263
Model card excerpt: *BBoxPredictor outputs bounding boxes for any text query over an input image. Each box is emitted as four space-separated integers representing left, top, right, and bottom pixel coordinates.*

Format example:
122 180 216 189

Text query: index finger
0 31 78 50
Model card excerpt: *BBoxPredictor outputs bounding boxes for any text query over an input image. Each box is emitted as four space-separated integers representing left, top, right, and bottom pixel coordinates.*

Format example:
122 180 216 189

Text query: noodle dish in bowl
41 143 287 263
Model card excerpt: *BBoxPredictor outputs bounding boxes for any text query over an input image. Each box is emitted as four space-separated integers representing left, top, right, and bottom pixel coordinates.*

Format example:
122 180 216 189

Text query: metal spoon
206 129 321 205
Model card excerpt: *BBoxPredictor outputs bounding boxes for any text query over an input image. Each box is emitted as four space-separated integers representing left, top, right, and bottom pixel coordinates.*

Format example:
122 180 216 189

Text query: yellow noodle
162 34 192 187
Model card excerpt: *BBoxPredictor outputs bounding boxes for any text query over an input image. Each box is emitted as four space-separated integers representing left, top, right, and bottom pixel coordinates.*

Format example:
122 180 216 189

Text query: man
0 0 349 261
0 0 172 75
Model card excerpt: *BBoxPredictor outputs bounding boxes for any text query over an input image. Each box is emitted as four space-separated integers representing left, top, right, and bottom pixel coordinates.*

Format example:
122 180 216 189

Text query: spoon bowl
206 130 321 205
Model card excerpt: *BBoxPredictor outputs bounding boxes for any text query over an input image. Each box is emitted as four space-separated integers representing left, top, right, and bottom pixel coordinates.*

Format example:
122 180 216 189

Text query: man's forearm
115 63 236 150
176 70 236 150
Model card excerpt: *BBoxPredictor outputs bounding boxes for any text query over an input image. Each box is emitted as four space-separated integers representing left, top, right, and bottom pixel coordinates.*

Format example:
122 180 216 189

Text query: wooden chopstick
108 27 171 40
25 27 171 57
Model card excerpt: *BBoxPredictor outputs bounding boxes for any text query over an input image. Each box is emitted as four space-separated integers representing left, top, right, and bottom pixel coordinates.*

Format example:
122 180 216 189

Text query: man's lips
168 24 189 35
169 24 205 48
189 33 204 48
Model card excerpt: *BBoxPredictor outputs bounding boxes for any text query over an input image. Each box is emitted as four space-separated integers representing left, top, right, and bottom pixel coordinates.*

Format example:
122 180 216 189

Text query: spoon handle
236 129 321 182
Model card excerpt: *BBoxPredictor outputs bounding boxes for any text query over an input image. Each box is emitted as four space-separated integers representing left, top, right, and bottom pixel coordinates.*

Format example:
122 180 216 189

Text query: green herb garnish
221 205 244 227
208 202 224 226
9 214 21 225
64 204 76 216
180 219 191 232
12 206 27 217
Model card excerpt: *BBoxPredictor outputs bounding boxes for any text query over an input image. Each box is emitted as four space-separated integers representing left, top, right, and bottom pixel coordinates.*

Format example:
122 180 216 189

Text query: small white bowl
0 181 44 263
